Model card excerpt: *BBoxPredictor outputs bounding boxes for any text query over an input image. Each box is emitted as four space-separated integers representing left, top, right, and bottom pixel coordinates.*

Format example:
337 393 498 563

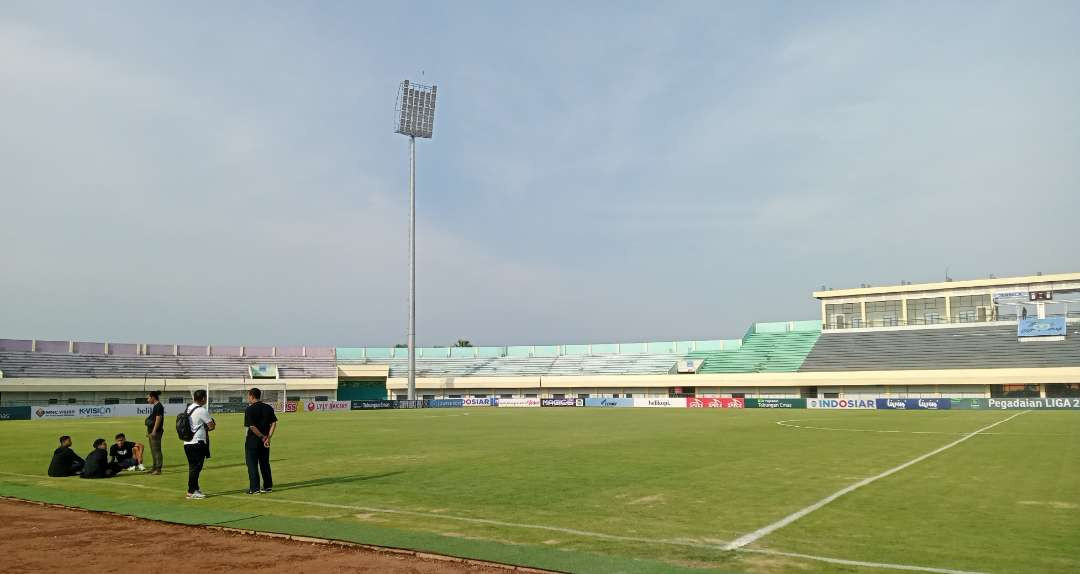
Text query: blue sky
2 1 1078 347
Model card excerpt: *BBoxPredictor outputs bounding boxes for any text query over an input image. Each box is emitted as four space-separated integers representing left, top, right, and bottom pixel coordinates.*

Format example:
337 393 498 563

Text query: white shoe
137 464 146 471
187 491 206 500
125 466 136 471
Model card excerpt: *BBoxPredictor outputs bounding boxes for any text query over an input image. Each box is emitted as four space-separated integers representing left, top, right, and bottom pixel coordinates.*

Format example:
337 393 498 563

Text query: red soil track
0 498 550 573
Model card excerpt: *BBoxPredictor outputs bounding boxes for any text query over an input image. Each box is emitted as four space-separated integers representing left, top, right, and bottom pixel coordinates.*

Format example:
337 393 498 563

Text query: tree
453 339 472 347
394 343 407 348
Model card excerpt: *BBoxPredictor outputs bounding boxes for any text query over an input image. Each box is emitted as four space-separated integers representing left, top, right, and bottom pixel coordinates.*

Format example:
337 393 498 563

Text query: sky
2 1 1078 347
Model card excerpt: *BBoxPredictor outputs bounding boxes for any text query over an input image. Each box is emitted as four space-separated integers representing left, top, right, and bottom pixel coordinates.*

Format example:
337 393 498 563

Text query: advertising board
1017 317 1067 338
497 398 542 408
583 398 634 408
462 397 494 407
987 397 1080 409
0 406 31 421
425 399 464 408
633 398 684 408
540 398 584 407
685 397 745 408
745 398 806 409
806 398 877 409
875 398 952 410
351 400 395 410
305 400 351 412
395 400 425 409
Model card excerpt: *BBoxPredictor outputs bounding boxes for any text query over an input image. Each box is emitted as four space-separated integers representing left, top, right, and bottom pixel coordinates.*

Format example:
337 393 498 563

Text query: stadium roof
813 272 1080 299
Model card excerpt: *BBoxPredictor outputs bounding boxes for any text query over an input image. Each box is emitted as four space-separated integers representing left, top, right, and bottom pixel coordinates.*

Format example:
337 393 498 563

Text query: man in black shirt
109 433 144 471
47 435 84 477
243 387 278 495
81 438 119 479
145 391 165 475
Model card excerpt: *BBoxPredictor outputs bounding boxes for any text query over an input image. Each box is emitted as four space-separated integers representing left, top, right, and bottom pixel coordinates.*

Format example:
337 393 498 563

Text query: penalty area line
724 410 1029 551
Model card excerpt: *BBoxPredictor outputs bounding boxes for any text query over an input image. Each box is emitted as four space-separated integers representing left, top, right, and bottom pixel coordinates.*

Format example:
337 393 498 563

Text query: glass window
525 393 537 398
67 398 77 404
553 393 565 399
625 393 634 398
422 394 435 400
908 297 946 325
990 384 1040 398
824 392 840 398
865 300 902 327
315 395 329 401
950 294 991 323
578 393 590 399
104 398 120 405
499 394 512 399
826 303 860 329
449 394 462 399
1045 383 1080 398
169 396 186 404
49 398 59 405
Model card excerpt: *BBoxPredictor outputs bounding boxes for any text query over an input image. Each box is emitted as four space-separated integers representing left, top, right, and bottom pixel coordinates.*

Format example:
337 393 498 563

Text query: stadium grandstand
2 272 1078 406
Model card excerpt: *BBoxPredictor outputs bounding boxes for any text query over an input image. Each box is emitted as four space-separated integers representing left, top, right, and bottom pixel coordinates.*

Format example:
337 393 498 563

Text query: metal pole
408 135 416 401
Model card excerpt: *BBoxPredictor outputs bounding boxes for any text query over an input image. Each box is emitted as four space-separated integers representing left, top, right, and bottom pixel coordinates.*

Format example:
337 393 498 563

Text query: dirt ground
0 498 550 573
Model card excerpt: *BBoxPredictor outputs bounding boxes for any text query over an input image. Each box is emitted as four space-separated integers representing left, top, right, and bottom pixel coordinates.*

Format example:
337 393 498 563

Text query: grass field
0 408 1077 573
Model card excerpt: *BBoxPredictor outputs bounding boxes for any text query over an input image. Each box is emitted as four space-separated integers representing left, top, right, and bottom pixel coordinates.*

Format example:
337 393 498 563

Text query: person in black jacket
81 438 119 479
47 436 84 477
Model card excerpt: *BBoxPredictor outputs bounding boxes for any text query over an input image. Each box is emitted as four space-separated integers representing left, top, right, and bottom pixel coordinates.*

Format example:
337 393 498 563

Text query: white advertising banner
633 397 684 408
496 398 541 408
806 398 877 409
31 403 185 420
304 400 351 412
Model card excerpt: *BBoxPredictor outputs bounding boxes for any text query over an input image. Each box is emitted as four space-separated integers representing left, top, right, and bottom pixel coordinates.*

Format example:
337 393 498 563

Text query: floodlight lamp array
395 80 437 139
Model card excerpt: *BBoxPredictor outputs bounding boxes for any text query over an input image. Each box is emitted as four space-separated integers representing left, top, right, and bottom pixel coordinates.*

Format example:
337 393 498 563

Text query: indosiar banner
351 400 395 410
806 398 877 409
425 399 464 408
462 397 494 407
745 398 807 409
686 397 745 408
584 398 634 408
0 406 31 421
875 398 952 410
987 397 1080 409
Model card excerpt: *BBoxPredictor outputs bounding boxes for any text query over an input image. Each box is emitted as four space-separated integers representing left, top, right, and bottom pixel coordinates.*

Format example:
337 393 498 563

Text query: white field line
0 470 988 573
742 548 986 574
723 410 1030 551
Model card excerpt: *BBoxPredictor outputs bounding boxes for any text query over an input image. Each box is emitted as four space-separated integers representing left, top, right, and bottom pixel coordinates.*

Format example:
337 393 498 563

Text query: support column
944 297 952 324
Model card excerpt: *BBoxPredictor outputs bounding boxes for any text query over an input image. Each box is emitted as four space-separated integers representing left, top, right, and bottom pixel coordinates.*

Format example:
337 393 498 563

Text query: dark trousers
245 439 272 492
184 442 209 493
147 432 163 470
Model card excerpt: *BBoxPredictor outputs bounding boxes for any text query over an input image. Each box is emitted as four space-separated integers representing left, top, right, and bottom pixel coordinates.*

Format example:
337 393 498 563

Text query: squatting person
243 387 278 495
47 435 85 477
81 438 120 479
145 390 165 474
183 389 215 500
110 433 145 471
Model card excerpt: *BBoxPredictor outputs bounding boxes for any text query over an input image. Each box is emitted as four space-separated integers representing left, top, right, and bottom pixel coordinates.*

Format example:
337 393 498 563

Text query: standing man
47 435 85 477
183 389 215 500
243 387 277 495
145 390 165 475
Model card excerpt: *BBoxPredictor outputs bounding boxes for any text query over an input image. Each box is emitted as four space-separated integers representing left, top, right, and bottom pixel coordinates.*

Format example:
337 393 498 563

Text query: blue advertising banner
1018 317 1067 338
0 406 31 421
584 398 635 407
425 399 464 408
875 398 952 410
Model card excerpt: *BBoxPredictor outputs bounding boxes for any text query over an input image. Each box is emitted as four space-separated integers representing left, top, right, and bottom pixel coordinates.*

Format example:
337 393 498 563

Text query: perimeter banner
425 399 463 408
987 397 1080 409
462 398 495 407
686 397 745 408
584 398 634 407
633 398 684 408
394 400 425 409
806 398 877 409
0 406 31 421
351 400 395 410
541 398 584 407
875 398 952 410
745 398 807 409
305 400 350 412
497 398 542 408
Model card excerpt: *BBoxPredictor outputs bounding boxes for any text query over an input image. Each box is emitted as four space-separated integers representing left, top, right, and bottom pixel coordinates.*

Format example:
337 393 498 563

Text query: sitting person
47 435 85 477
109 433 145 471
81 438 120 479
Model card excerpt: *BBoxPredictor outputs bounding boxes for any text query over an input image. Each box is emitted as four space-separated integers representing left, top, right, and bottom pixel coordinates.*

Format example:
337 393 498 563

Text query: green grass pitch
0 408 1077 573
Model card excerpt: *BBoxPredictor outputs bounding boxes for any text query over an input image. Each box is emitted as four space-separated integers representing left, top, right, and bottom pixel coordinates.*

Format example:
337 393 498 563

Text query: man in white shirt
184 389 216 500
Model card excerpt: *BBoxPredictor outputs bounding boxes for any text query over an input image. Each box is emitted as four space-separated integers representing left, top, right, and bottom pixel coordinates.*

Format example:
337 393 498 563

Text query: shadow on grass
141 460 289 476
206 471 404 498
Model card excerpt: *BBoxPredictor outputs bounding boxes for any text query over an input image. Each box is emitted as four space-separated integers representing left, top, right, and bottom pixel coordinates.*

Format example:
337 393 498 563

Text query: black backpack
175 404 199 441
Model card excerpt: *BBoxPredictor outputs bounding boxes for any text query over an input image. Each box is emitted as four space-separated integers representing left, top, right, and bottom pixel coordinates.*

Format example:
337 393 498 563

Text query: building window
474 394 487 398
990 384 1040 398
449 394 462 399
104 398 120 405
553 393 565 399
525 393 537 398
612 394 620 398
826 303 860 329
49 398 59 405
625 393 633 398
950 294 991 323
731 393 745 399
169 397 185 404
578 393 590 399
499 394 513 399
67 398 77 404
395 394 408 400
824 392 840 398
315 395 329 402
287 395 301 402
866 300 902 327
422 394 435 400
1046 384 1080 398
908 297 946 325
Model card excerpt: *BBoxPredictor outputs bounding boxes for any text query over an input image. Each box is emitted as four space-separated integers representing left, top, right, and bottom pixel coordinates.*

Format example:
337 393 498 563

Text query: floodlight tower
395 80 437 401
